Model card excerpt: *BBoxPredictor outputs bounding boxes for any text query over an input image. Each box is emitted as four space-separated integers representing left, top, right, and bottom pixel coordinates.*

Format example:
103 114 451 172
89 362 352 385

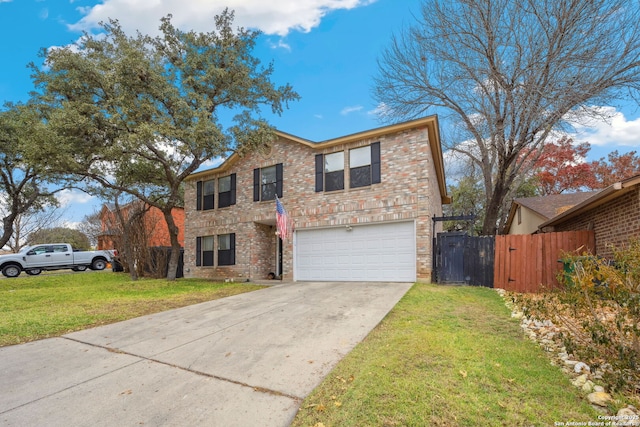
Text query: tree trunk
481 172 509 236
0 214 16 251
162 209 181 281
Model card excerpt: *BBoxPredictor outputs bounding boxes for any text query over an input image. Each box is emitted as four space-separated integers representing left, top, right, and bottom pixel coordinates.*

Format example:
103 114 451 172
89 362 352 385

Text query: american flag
275 196 293 240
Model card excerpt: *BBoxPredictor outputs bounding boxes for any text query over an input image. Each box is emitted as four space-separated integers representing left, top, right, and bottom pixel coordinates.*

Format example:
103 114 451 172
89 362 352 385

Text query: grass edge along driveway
0 271 264 347
291 283 599 427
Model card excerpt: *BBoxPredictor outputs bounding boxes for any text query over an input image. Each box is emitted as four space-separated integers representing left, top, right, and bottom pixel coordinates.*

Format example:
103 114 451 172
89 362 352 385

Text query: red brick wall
554 187 640 259
98 205 185 250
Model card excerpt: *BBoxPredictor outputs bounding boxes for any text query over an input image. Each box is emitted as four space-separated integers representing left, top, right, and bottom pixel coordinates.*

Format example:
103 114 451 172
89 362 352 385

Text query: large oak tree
31 10 298 279
0 103 68 251
375 0 640 234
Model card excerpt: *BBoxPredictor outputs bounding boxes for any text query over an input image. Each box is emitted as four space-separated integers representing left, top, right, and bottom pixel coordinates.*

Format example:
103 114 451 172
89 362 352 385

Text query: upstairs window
253 164 283 201
315 151 344 192
325 152 345 191
349 142 381 188
315 143 381 192
196 179 215 211
218 174 236 208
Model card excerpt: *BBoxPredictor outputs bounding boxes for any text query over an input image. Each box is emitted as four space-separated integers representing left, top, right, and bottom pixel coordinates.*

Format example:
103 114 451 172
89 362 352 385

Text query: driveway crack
62 336 302 402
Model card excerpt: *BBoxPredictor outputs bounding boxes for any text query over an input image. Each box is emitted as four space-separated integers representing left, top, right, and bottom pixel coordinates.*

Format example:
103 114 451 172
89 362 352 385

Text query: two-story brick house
184 115 449 282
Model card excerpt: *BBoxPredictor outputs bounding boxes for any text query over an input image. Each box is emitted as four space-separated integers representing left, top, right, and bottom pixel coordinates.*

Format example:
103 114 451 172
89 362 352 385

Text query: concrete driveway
0 281 412 426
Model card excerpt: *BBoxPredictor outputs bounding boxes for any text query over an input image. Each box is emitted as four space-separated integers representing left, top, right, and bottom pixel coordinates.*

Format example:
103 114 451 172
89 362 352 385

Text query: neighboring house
505 192 599 235
184 115 449 282
539 174 640 259
97 202 185 250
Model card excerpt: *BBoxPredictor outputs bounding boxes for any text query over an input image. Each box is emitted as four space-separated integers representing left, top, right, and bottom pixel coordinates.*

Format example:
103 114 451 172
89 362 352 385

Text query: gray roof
514 191 601 220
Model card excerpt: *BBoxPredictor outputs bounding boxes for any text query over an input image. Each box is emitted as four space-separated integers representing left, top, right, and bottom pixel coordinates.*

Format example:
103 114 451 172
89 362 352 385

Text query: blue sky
2 0 640 226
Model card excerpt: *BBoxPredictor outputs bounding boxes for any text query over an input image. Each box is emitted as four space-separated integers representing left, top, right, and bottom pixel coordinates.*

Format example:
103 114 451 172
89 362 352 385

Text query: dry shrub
515 239 640 393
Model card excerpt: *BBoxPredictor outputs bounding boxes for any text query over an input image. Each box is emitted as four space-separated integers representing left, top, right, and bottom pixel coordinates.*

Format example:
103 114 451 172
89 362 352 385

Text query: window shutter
253 169 260 201
276 163 283 198
371 142 381 184
230 173 236 205
230 233 236 265
195 237 202 266
196 181 203 210
315 154 324 192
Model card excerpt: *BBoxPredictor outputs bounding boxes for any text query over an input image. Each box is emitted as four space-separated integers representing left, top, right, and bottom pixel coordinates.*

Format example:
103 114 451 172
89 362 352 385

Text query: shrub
517 239 640 392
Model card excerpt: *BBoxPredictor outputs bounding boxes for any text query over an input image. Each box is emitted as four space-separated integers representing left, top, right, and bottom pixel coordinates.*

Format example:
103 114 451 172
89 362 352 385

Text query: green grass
0 271 264 346
291 283 598 427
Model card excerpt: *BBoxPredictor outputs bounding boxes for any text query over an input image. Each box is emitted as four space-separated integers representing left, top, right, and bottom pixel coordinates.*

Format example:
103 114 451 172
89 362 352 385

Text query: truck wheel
2 264 21 278
72 266 88 272
91 258 107 271
26 269 42 276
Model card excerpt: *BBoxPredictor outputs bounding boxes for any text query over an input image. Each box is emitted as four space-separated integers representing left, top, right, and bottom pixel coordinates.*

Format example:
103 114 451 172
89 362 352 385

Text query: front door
276 237 283 277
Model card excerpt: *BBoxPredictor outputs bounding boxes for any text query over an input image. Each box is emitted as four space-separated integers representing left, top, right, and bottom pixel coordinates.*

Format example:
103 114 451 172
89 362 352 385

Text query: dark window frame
253 164 283 201
349 142 381 189
196 179 215 211
196 235 215 267
315 143 380 192
324 151 345 192
218 173 236 208
217 233 236 266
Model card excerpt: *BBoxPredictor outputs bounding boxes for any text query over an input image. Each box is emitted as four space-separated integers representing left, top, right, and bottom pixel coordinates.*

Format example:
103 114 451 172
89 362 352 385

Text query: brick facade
184 116 448 282
553 187 640 259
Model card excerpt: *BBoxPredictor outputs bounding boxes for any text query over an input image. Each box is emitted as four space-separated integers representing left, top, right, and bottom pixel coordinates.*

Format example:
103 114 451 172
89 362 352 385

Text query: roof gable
505 191 600 232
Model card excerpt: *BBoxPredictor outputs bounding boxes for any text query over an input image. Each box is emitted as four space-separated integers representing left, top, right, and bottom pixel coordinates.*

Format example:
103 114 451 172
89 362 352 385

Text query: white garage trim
294 221 416 282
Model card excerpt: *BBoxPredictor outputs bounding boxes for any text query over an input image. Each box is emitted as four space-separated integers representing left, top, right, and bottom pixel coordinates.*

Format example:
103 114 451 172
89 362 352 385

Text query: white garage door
295 221 416 282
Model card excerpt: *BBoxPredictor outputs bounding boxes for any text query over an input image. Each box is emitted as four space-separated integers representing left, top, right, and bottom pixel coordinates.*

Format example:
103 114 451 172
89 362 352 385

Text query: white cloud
56 189 95 207
266 38 291 51
570 106 640 147
368 102 394 120
340 105 363 116
61 220 83 230
69 0 377 37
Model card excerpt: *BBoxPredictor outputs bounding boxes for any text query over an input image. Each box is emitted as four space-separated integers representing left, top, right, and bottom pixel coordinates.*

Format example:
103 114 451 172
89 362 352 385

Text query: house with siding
538 174 640 258
505 192 599 235
183 115 449 282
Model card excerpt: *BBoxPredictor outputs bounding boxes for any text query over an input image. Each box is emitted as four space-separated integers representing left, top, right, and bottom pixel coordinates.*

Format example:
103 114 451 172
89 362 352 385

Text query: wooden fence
493 230 595 292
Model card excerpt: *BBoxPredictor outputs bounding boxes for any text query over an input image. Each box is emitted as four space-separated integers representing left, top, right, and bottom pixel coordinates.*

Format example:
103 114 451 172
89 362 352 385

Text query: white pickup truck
0 243 115 278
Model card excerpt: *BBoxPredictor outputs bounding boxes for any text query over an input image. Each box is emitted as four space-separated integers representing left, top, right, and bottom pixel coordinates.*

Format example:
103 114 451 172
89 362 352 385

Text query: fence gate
435 232 466 283
493 230 595 292
434 232 495 287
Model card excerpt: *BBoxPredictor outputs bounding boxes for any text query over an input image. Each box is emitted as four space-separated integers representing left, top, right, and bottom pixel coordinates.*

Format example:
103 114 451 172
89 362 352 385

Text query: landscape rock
617 407 640 426
581 380 594 393
574 362 591 374
572 374 589 388
587 391 612 407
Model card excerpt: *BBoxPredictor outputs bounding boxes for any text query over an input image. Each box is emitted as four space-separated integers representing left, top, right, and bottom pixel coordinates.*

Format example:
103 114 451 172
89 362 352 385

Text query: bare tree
77 210 103 249
4 207 65 252
374 0 640 234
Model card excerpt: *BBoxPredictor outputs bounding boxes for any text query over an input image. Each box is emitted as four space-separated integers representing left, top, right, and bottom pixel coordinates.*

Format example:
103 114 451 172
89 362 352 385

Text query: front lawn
292 283 598 426
0 271 263 347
